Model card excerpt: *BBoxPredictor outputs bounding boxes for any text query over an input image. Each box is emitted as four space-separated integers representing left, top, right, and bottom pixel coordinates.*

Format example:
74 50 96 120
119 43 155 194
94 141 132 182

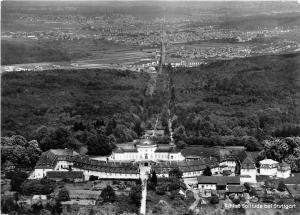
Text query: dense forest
1 53 300 156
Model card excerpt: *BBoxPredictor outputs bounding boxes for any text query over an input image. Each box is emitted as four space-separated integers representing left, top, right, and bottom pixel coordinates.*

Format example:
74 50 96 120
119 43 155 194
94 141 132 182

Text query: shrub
156 186 166 195
130 184 142 206
21 179 55 196
232 197 241 205
57 189 70 202
249 188 257 197
244 183 250 193
89 175 98 181
6 171 28 192
277 181 286 192
100 185 116 203
210 195 219 204
203 166 212 176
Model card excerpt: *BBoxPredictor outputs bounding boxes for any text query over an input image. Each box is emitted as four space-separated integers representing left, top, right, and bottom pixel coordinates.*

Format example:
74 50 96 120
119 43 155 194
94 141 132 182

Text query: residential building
238 152 257 184
196 176 240 198
259 159 279 176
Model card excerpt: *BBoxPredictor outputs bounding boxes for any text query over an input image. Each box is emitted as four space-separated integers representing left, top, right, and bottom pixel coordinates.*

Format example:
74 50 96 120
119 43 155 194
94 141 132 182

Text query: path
139 164 151 215
140 179 147 215
188 188 200 212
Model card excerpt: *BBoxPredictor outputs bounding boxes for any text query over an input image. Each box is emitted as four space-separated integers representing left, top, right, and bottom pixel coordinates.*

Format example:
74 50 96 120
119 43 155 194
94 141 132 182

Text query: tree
6 171 28 192
133 122 143 137
210 195 219 204
150 170 157 187
203 166 212 176
57 189 69 202
31 203 43 213
100 185 116 203
277 181 286 192
54 201 62 214
232 197 241 205
38 127 76 151
87 132 112 156
249 188 257 197
176 140 187 149
89 175 98 181
173 126 187 142
264 180 276 190
245 136 260 151
2 135 41 168
244 183 251 193
21 179 55 196
1 198 18 213
169 167 183 179
130 184 142 206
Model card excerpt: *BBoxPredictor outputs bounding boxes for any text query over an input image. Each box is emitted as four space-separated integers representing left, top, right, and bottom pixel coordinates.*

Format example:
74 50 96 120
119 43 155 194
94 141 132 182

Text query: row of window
114 153 176 160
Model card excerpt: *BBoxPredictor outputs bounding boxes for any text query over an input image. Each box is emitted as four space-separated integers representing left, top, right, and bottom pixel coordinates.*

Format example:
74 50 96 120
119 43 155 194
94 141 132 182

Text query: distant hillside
1 53 300 149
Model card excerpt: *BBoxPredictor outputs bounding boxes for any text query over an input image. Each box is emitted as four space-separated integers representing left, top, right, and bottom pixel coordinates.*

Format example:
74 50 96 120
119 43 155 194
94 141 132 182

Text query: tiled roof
259 159 278 165
238 151 258 164
35 150 58 169
50 149 78 156
73 156 139 174
152 158 219 174
35 149 140 174
35 149 79 169
69 190 100 199
239 151 257 169
197 176 240 185
227 185 244 193
220 156 236 162
46 171 83 179
136 138 156 146
114 147 124 153
155 145 180 153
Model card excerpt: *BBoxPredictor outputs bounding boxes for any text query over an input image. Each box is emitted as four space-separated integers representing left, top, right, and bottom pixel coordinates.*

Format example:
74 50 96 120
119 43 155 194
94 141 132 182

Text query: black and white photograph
1 0 300 214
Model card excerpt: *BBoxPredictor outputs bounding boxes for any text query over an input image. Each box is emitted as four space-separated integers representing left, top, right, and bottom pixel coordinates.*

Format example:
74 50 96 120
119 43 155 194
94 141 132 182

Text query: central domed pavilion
109 138 185 165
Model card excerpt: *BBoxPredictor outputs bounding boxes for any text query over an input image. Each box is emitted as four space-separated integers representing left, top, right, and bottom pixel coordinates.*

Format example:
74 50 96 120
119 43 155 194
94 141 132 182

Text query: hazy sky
2 0 298 1
2 0 299 4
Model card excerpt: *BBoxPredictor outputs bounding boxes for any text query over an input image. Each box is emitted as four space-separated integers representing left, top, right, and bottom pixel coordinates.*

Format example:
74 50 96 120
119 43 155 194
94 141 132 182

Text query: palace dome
136 138 156 147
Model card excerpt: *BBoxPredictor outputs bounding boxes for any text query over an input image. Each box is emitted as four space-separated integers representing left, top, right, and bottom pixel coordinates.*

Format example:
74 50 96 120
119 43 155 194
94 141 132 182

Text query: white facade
72 168 140 181
54 161 73 171
277 169 291 179
259 159 279 176
198 184 216 191
219 160 236 173
109 139 185 162
183 171 203 178
240 168 257 184
258 159 291 179
29 168 53 179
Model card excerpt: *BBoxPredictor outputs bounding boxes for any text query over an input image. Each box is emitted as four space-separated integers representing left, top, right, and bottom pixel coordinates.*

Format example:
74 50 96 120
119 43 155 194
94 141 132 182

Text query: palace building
109 138 185 165
29 138 219 181
29 139 292 183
